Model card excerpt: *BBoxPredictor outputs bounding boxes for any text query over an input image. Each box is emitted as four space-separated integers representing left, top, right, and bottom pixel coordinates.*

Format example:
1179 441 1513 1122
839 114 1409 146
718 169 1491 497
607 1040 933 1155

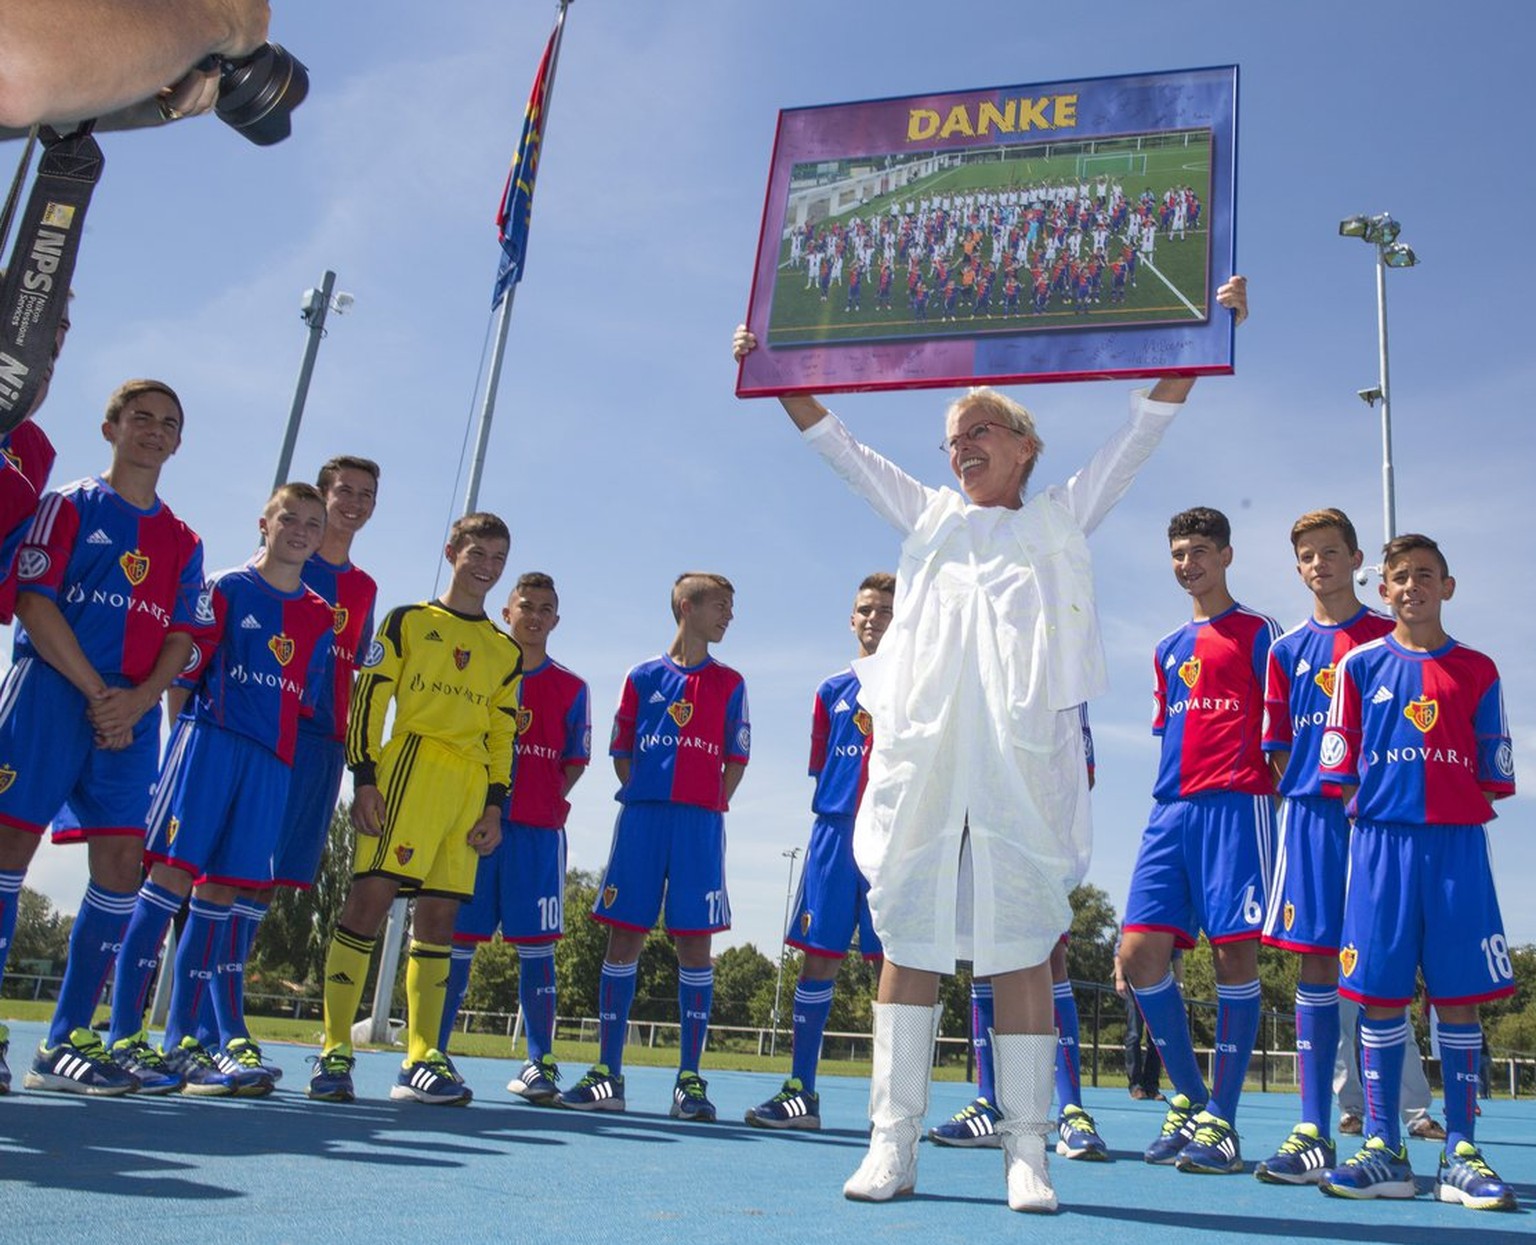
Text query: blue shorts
271 730 345 888
591 802 729 936
1123 791 1274 948
143 723 289 889
456 822 566 944
786 814 882 961
0 658 161 841
1338 820 1516 1008
1262 796 1349 955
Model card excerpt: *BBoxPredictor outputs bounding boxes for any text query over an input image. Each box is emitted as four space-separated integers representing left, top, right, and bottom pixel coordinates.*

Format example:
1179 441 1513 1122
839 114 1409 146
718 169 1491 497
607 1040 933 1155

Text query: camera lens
215 44 310 146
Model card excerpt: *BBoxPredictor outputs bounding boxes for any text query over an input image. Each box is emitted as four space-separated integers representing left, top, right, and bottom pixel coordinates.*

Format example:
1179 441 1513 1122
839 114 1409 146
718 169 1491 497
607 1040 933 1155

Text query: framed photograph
736 65 1238 398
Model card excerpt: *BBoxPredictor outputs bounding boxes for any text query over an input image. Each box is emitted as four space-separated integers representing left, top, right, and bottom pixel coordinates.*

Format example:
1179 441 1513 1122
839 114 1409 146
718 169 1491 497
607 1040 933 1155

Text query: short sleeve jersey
1263 607 1394 798
1320 635 1514 824
610 654 750 811
299 554 378 741
509 656 591 828
189 565 336 764
347 601 523 798
0 420 56 623
12 477 204 682
809 667 872 818
1151 603 1279 799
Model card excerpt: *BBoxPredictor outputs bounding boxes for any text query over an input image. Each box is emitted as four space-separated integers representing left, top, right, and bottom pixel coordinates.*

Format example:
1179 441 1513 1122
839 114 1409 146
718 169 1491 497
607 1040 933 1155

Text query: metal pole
273 269 335 491
1374 251 1396 542
769 847 801 1058
460 0 571 515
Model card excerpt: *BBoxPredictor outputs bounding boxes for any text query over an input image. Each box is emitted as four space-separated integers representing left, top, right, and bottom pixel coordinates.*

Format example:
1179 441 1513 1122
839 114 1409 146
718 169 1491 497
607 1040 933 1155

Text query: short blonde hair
671 571 734 622
945 387 1044 457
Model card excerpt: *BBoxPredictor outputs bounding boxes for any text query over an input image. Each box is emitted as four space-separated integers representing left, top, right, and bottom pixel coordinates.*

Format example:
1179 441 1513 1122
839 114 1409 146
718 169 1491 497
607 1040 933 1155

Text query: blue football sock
1132 971 1209 1106
1294 984 1340 1133
678 965 713 1075
597 960 637 1074
971 980 996 1103
0 869 24 984
788 978 835 1092
1053 979 1082 1112
515 942 557 1063
107 882 183 1044
167 898 231 1050
438 943 475 1053
1359 1014 1408 1150
47 882 136 1045
1208 979 1261 1124
208 901 264 1045
1437 1021 1482 1152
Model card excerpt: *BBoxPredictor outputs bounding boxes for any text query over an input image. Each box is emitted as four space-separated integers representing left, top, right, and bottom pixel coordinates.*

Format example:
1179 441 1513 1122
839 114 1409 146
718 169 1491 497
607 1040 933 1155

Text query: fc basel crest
453 647 471 671
268 634 295 667
800 911 812 935
394 845 414 865
1404 695 1438 734
1177 657 1201 690
516 707 533 734
853 709 873 737
1313 665 1337 700
332 606 348 635
119 550 150 586
1283 901 1295 932
0 764 15 794
166 815 180 845
1339 944 1358 978
667 700 694 728
602 884 618 909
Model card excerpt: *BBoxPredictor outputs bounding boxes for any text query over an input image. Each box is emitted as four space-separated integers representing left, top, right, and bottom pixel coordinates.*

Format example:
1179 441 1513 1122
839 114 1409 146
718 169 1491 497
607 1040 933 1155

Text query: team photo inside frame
737 65 1237 398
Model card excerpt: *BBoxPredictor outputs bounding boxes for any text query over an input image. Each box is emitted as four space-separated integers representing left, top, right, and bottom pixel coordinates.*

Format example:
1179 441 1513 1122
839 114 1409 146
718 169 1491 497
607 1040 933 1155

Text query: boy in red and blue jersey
746 572 892 1131
105 483 334 1096
1254 509 1393 1184
440 571 590 1104
189 456 380 1085
1317 534 1517 1211
0 381 203 1097
1122 506 1279 1174
560 572 749 1121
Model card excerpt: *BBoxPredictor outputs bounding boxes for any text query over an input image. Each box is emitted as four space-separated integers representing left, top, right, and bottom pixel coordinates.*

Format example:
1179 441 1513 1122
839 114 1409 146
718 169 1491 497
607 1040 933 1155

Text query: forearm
12 593 106 698
778 393 829 431
0 0 269 126
722 760 747 805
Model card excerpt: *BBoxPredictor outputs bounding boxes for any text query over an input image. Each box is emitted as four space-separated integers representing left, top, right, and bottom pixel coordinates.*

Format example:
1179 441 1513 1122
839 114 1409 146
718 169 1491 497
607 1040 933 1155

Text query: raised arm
733 325 828 430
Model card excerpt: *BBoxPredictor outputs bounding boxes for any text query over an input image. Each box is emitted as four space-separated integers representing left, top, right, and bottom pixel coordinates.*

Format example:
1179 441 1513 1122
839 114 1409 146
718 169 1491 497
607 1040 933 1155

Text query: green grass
767 139 1211 347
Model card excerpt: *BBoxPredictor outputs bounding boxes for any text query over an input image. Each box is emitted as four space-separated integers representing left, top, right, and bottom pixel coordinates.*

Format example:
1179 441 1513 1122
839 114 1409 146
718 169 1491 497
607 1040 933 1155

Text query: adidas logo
1371 686 1394 704
1295 658 1311 676
86 529 113 546
326 971 355 985
240 614 262 630
1164 653 1177 668
424 629 443 642
834 698 851 713
648 690 666 703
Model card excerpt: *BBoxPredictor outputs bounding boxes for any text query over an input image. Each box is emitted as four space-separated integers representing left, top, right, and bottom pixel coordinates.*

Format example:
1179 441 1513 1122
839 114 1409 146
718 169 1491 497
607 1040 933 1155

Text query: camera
213 43 309 146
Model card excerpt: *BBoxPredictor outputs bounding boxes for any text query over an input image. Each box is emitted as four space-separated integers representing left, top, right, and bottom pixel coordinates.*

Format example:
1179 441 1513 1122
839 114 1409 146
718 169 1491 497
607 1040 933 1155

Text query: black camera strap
0 124 103 435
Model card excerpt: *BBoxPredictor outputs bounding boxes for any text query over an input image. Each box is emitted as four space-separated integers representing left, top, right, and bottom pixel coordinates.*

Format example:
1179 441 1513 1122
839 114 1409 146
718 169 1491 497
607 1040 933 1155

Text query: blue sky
12 1 1536 959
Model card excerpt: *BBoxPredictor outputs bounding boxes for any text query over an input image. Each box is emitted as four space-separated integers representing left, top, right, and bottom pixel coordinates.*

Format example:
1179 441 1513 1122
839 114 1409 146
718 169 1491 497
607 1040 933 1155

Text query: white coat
803 389 1180 975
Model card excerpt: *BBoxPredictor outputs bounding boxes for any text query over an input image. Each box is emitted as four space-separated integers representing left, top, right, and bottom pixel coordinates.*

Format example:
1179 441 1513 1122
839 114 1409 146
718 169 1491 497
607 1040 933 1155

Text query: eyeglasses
940 420 1024 455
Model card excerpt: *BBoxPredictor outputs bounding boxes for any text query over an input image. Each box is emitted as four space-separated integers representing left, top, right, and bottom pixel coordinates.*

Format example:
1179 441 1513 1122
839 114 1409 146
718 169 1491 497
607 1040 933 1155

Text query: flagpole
463 0 571 515
359 0 573 1050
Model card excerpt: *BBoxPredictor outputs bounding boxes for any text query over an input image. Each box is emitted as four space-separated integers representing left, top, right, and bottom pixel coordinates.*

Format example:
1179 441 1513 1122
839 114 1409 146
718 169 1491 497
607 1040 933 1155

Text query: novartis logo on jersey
61 582 171 626
406 671 488 706
227 663 305 697
636 732 720 757
1363 745 1476 772
1164 695 1241 716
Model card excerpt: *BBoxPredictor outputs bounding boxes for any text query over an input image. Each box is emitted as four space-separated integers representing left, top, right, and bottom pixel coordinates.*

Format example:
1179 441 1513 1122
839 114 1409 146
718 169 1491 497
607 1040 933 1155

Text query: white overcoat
803 389 1180 975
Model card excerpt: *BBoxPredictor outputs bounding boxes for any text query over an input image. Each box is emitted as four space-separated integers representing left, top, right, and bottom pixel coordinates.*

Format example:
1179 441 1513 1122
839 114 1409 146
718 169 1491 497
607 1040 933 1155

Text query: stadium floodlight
274 269 347 490
1339 213 1419 545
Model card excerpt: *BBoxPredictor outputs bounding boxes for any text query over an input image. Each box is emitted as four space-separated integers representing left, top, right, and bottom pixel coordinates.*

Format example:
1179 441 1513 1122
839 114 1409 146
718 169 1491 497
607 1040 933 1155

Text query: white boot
843 1002 940 1201
992 1031 1059 1213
